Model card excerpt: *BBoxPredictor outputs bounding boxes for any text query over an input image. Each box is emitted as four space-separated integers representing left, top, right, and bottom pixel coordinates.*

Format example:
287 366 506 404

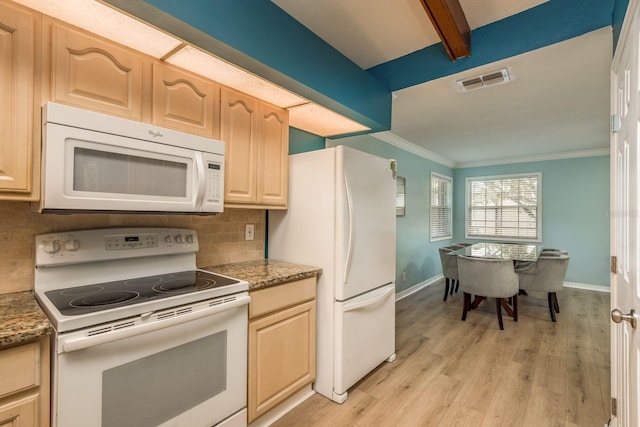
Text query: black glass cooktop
45 270 240 316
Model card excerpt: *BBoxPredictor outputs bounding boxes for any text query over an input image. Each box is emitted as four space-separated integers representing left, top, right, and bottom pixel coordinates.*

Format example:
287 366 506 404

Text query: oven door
52 295 249 427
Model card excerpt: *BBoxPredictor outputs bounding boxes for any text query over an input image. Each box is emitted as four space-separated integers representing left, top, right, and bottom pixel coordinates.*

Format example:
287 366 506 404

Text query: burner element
154 278 216 293
70 291 140 307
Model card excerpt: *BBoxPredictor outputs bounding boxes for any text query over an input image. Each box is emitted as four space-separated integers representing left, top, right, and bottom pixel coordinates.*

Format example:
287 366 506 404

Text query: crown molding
455 147 610 169
369 132 609 169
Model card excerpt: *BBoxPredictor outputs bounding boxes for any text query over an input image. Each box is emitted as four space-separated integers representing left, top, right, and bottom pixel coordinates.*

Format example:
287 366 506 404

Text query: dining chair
438 246 459 301
452 242 473 247
515 254 569 322
457 255 519 330
541 248 569 255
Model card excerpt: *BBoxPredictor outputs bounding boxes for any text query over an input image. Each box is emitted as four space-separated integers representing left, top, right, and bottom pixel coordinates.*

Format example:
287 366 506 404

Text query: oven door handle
59 294 250 354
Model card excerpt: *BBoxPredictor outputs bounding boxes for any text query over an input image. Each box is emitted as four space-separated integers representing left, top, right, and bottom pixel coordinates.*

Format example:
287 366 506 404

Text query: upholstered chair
452 242 473 247
515 254 570 322
541 248 569 255
438 247 459 301
457 255 520 330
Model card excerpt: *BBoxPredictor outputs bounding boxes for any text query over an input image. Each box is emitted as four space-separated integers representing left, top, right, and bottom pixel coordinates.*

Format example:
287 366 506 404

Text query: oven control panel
105 234 158 250
35 228 199 267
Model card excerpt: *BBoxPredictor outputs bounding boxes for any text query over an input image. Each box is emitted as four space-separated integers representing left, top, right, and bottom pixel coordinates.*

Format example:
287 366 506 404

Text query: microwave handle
194 152 206 209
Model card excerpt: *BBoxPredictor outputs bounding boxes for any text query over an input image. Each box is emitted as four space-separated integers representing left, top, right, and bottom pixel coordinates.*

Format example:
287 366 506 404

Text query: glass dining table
450 242 543 262
449 241 543 316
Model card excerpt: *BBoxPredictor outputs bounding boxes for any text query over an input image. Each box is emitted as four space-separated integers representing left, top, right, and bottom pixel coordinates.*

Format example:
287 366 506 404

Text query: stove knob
175 234 184 244
186 234 194 244
43 240 60 254
64 239 80 251
164 235 173 243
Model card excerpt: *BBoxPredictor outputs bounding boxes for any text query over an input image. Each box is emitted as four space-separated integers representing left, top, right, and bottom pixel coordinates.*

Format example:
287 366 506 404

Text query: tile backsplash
0 201 265 294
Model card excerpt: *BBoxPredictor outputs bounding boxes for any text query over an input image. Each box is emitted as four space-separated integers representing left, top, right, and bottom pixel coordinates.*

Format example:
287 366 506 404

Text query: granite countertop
204 259 321 291
0 291 52 348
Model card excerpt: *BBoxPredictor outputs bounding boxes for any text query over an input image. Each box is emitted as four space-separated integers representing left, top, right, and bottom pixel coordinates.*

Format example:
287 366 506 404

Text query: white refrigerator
268 145 396 403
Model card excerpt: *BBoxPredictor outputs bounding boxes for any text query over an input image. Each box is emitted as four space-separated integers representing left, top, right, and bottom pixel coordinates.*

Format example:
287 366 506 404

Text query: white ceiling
273 0 612 167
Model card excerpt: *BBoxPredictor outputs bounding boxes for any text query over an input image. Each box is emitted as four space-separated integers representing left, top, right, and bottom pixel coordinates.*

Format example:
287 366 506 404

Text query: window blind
466 173 540 241
430 173 452 241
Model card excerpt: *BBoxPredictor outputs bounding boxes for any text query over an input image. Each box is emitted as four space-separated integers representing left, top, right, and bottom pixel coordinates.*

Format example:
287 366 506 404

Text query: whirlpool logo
148 130 164 138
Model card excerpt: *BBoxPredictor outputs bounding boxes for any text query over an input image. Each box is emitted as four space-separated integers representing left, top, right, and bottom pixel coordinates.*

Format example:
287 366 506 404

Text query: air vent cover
457 68 511 93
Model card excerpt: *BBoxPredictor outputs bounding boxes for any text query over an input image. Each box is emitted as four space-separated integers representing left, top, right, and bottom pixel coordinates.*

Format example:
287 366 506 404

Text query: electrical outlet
402 271 407 282
245 224 254 241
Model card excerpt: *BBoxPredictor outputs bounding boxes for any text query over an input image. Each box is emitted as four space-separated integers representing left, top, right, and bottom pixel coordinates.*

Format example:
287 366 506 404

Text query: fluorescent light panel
12 0 183 58
13 0 371 137
288 103 370 137
166 45 307 109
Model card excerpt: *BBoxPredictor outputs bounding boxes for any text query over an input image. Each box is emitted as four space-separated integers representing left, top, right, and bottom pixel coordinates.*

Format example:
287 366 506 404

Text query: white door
334 146 396 301
611 1 640 425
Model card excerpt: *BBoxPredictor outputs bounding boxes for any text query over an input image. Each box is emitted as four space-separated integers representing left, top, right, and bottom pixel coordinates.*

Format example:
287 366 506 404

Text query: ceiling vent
456 68 511 93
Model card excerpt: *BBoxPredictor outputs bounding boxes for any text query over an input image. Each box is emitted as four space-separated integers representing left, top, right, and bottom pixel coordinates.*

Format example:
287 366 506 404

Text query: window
396 176 406 216
430 172 452 241
465 173 541 241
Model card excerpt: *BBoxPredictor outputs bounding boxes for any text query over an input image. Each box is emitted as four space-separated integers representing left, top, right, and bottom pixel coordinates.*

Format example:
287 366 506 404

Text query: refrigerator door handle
342 285 394 313
344 174 354 285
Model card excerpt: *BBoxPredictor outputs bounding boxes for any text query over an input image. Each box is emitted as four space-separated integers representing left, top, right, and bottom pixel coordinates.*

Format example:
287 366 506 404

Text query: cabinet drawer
0 342 39 399
249 276 316 319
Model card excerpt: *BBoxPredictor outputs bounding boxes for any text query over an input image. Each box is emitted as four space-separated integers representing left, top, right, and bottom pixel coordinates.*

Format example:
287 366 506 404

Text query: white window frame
465 172 542 242
430 172 452 242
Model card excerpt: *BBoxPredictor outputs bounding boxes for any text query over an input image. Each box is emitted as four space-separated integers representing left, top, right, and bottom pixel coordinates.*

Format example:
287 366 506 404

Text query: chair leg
552 292 560 313
496 298 504 330
512 294 518 322
450 280 455 295
462 292 470 321
454 280 459 293
443 278 450 301
547 292 557 322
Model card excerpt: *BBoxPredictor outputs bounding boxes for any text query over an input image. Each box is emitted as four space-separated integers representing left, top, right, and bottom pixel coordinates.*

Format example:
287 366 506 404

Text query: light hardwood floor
273 282 611 427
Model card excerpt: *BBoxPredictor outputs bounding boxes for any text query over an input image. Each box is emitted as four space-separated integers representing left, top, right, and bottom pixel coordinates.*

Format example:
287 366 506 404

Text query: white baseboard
248 385 315 427
395 275 443 301
564 282 610 293
394 277 610 299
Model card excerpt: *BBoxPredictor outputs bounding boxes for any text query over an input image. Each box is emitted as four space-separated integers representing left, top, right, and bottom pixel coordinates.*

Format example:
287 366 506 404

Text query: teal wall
289 128 325 155
453 156 610 288
327 135 454 293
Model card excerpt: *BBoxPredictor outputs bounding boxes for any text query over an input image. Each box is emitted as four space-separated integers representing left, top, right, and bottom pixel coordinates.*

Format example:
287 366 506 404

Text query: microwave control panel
206 162 223 203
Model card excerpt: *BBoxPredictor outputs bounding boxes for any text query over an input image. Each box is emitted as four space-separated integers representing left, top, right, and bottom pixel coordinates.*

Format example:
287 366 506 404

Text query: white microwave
35 102 225 214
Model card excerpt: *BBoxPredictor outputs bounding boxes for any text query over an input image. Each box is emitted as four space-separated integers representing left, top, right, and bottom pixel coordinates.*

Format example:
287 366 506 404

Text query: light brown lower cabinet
0 337 50 427
248 277 316 423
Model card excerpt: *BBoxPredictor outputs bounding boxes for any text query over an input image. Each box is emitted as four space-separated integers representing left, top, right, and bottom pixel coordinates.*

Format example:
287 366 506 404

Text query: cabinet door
257 103 289 207
0 394 38 427
248 300 316 422
50 22 145 120
0 1 35 195
221 88 259 204
152 62 220 138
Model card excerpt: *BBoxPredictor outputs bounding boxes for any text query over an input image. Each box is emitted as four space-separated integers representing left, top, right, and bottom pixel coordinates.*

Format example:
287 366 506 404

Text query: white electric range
34 227 249 427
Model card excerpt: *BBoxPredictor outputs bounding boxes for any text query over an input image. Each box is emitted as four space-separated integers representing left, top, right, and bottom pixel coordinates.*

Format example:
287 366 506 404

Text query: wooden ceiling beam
419 0 471 61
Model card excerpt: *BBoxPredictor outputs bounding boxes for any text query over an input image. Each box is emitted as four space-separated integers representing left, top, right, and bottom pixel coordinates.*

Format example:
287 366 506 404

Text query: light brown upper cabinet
0 0 40 200
257 103 289 208
152 62 220 138
48 20 149 121
221 87 289 209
